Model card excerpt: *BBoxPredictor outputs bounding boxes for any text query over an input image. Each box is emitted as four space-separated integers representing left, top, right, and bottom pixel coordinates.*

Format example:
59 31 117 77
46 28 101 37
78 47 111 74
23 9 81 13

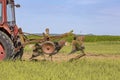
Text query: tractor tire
0 31 14 60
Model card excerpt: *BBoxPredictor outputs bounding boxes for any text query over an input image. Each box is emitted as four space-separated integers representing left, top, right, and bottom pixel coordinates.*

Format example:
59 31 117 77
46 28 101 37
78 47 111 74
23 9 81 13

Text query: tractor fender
0 25 11 35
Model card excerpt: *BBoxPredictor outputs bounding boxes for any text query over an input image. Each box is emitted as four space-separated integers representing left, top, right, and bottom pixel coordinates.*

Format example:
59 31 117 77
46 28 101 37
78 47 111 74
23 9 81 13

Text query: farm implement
0 0 85 61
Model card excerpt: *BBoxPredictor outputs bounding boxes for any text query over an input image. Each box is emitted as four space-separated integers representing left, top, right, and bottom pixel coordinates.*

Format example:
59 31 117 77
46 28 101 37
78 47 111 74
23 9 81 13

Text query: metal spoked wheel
41 41 55 55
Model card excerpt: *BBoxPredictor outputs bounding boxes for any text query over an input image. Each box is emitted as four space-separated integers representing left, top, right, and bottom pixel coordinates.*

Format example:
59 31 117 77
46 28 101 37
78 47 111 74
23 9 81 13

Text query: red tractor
0 0 23 60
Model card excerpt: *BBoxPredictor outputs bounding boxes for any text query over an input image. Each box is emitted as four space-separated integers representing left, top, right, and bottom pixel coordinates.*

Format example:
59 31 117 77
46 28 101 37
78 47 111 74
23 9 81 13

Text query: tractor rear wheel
0 31 14 60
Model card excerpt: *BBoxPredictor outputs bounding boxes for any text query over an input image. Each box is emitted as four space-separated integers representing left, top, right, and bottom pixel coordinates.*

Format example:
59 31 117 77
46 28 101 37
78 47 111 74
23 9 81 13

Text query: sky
15 0 120 35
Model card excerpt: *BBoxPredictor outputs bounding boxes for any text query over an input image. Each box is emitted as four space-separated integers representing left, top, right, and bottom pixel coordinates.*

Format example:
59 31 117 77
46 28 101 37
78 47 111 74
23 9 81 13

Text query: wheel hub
0 44 6 60
41 41 55 55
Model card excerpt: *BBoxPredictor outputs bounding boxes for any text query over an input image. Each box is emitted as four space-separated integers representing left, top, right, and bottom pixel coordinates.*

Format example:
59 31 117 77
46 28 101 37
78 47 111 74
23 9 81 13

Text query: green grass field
0 35 120 80
85 41 120 55
0 58 120 80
